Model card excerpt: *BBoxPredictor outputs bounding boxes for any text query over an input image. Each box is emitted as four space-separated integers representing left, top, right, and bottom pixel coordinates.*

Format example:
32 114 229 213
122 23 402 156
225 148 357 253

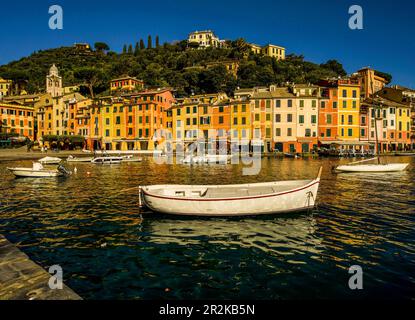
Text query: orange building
0 103 35 140
110 76 144 93
211 101 231 143
318 87 338 144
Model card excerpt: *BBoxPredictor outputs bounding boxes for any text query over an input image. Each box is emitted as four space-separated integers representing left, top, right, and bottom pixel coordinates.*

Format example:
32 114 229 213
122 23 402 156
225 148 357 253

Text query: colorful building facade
0 78 12 99
110 76 145 93
0 103 35 139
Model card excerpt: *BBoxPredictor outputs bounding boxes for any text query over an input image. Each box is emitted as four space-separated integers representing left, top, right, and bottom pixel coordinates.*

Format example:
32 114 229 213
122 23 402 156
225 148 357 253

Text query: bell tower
46 64 63 97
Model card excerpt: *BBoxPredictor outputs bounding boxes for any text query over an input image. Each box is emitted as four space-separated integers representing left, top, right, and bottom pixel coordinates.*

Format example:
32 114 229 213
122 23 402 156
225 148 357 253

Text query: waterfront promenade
0 235 81 300
0 147 88 162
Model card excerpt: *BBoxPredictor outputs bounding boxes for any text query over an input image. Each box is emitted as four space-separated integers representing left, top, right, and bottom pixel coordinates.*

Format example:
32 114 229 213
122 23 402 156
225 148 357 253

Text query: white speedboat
181 154 231 164
335 163 409 173
139 167 322 216
7 162 67 178
91 156 123 164
38 156 62 165
67 155 94 163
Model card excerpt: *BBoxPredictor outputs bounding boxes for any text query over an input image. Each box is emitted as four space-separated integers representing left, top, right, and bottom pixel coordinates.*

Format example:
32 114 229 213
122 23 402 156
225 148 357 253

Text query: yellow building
249 43 286 60
0 78 12 99
171 104 186 144
34 93 54 139
261 44 286 60
74 43 91 51
249 44 262 55
230 100 251 142
395 104 412 150
337 79 361 143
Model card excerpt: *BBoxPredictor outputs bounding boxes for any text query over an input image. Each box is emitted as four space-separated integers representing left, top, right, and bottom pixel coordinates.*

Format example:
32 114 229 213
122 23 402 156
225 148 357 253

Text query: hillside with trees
0 38 350 97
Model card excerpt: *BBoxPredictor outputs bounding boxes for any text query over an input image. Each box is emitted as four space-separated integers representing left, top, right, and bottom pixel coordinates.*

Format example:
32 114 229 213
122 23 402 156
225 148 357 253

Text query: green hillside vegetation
0 38 349 98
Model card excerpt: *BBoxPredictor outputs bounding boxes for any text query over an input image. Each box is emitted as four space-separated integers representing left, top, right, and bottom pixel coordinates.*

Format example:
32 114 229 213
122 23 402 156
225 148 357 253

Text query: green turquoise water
0 156 414 299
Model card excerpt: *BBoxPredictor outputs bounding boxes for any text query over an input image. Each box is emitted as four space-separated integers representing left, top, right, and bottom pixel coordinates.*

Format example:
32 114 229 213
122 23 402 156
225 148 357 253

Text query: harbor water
0 156 414 299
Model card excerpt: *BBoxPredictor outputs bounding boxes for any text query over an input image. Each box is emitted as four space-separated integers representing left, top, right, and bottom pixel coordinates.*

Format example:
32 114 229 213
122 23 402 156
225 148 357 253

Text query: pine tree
148 35 152 49
156 36 160 48
140 39 145 50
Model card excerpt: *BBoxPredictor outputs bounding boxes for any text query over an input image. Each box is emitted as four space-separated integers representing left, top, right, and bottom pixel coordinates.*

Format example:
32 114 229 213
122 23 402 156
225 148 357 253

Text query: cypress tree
128 44 133 54
122 45 127 54
148 35 152 49
134 42 140 55
140 39 145 50
156 36 160 48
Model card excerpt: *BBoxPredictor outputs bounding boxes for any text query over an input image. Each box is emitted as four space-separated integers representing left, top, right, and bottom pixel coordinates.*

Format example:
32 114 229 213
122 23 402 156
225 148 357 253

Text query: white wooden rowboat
140 167 322 216
335 163 409 173
334 157 409 173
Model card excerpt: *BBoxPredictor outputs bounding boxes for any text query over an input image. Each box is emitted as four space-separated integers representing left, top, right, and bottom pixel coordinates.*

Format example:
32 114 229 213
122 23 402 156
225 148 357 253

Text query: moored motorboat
7 162 70 178
181 154 231 164
91 156 123 164
38 156 62 165
139 167 322 216
67 155 94 163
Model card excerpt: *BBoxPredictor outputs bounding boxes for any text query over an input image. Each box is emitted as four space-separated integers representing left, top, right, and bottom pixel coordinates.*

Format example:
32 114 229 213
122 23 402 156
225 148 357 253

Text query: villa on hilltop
187 29 286 60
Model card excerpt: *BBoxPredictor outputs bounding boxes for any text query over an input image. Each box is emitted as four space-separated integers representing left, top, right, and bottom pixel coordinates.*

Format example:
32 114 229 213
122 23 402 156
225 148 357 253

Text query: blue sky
0 0 414 87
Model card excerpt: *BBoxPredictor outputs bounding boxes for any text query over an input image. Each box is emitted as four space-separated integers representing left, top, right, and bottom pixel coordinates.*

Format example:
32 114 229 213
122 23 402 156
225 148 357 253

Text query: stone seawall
0 235 81 300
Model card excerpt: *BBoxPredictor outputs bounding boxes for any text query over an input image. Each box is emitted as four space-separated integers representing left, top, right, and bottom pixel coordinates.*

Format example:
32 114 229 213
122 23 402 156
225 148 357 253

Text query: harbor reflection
143 213 323 257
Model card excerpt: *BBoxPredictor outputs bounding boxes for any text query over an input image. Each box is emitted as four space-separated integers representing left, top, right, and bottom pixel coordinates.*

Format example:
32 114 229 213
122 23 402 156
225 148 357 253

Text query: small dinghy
139 167 322 216
7 162 70 178
38 156 62 165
